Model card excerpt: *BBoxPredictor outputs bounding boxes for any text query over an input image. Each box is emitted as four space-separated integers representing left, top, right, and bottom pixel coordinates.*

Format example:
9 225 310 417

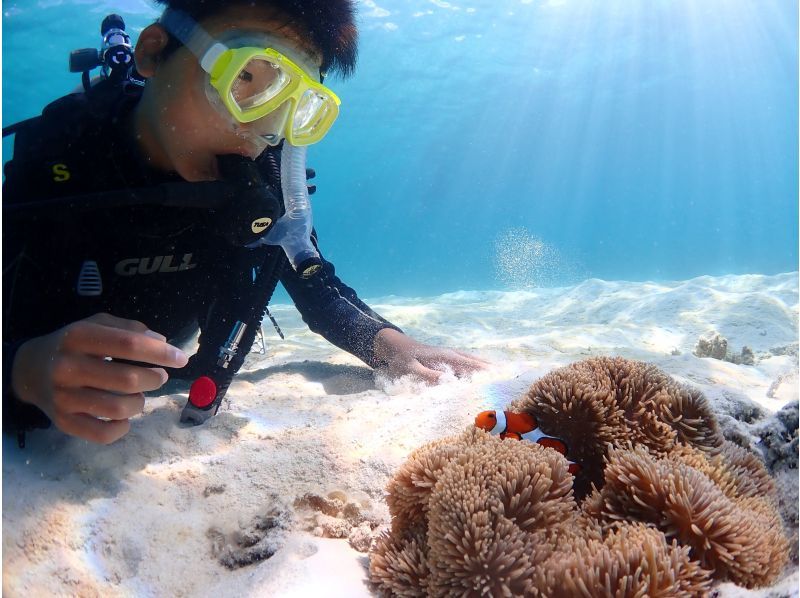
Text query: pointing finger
63 322 187 368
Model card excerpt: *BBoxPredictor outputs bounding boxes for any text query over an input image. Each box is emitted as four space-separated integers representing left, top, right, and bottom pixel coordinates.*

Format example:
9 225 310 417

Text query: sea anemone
588 444 788 588
371 428 576 597
370 357 789 595
509 357 724 498
384 436 464 534
369 526 430 597
534 523 713 597
425 431 573 596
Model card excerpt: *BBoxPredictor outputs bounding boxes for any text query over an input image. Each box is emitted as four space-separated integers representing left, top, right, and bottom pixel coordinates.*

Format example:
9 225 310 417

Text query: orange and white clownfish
474 410 581 475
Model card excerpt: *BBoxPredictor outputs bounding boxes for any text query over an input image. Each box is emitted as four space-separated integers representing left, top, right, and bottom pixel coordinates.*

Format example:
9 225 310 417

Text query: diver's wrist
373 328 410 364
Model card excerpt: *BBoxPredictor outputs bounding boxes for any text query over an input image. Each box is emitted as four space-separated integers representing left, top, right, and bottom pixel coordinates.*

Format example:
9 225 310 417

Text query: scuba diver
3 1 488 447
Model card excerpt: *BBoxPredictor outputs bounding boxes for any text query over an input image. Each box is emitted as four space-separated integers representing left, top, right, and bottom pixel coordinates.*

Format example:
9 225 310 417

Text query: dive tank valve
69 14 141 89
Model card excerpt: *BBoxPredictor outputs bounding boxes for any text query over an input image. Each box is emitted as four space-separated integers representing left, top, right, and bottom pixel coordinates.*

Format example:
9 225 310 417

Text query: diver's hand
11 313 188 444
373 328 490 384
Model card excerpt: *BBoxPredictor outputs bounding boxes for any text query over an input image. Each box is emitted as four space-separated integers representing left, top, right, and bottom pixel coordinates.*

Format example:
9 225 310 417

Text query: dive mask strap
159 8 226 73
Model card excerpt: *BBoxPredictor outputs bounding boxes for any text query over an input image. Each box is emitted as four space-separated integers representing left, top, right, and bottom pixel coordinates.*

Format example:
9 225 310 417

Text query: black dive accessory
180 154 287 425
69 14 143 91
213 154 283 246
179 248 285 424
3 155 284 247
4 152 288 426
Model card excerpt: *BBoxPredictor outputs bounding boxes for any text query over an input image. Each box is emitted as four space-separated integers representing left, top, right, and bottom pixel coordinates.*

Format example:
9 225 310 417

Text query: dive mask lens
291 89 338 143
230 56 289 111
294 90 328 131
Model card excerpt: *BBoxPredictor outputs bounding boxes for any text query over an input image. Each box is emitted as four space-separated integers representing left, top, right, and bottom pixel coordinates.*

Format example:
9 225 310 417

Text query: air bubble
493 227 585 289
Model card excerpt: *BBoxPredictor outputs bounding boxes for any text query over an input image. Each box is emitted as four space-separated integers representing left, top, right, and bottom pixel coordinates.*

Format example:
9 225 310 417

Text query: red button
189 376 217 408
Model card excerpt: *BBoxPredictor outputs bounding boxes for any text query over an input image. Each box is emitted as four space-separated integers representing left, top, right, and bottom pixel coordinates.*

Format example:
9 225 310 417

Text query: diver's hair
152 0 358 79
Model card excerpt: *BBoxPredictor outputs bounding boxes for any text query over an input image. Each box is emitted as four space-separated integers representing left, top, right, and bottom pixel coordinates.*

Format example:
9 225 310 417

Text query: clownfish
474 410 581 475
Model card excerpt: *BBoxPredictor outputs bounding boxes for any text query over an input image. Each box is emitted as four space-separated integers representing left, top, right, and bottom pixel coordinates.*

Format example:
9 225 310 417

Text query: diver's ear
134 23 170 78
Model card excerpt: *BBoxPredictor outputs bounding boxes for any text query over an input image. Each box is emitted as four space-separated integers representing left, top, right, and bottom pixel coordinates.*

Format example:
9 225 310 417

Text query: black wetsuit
2 80 400 437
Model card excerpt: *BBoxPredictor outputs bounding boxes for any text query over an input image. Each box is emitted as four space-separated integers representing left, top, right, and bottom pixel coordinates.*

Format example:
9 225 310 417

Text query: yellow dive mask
160 9 340 146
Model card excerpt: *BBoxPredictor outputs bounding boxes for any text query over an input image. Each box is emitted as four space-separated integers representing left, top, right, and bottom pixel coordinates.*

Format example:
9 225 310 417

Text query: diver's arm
282 232 490 380
281 233 402 368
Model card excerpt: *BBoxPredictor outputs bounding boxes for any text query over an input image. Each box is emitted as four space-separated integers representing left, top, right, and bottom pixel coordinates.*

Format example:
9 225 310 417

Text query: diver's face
139 6 321 181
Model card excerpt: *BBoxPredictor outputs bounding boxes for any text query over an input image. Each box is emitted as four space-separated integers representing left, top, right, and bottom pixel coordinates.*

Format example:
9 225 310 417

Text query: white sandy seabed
2 272 798 597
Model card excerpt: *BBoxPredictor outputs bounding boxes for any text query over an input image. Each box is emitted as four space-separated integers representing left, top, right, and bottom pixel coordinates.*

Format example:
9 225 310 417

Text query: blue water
3 0 798 296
